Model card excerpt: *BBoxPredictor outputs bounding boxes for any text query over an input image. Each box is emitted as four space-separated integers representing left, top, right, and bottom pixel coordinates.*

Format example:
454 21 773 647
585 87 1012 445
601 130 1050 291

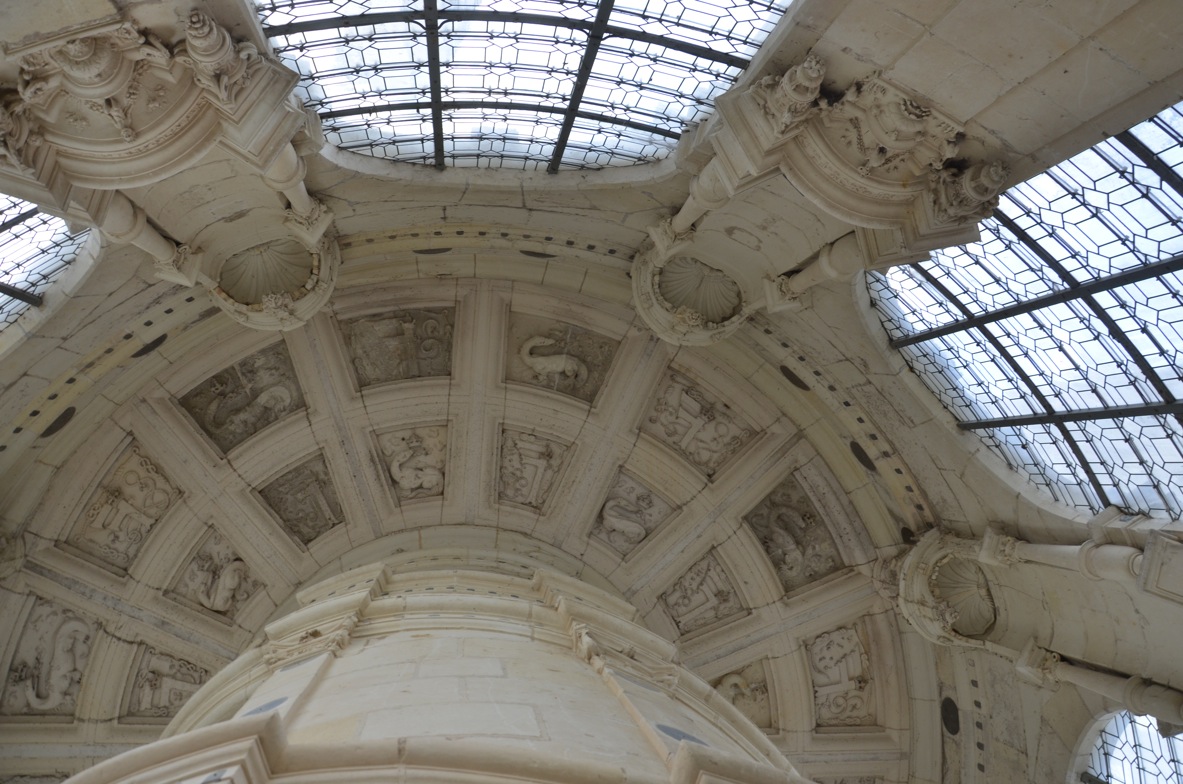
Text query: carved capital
175 11 262 110
264 613 358 669
1015 639 1062 688
929 159 1009 226
979 527 1021 566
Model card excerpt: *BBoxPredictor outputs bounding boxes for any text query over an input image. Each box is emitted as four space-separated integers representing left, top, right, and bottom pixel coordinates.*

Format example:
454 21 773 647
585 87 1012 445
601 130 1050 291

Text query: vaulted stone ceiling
0 1 1181 784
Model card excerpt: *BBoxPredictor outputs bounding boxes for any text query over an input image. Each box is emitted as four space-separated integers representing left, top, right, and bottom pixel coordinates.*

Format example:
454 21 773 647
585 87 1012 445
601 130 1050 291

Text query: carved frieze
642 370 753 478
498 429 569 510
258 454 344 545
714 660 773 730
807 626 875 727
744 474 843 592
591 472 675 555
506 314 617 403
378 426 447 501
660 553 745 634
68 442 180 571
123 647 207 720
171 531 261 620
179 342 305 452
340 308 455 387
2 600 98 717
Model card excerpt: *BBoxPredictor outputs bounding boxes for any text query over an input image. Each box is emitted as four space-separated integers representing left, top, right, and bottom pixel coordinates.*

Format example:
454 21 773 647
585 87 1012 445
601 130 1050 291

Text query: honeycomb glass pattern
1086 711 1183 783
869 101 1183 519
258 0 793 170
0 193 88 328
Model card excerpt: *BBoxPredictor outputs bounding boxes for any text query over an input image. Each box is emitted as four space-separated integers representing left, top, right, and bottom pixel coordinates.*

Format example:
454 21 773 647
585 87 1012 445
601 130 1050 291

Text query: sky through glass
869 101 1183 520
0 194 87 328
257 0 792 170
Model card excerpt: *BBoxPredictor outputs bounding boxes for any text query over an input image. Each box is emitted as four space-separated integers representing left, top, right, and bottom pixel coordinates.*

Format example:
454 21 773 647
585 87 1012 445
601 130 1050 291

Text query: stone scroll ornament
660 553 745 634
807 626 876 727
643 370 753 478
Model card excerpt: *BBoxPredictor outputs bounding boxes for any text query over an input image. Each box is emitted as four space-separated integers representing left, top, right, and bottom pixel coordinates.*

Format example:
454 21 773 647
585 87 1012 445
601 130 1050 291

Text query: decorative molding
171 531 261 620
744 474 843 592
258 454 344 545
378 426 447 501
498 429 569 510
749 52 826 136
591 471 675 555
179 342 305 453
642 370 753 478
1137 531 1183 603
340 308 455 387
67 441 180 571
263 613 358 669
807 626 876 727
2 599 98 716
660 553 746 634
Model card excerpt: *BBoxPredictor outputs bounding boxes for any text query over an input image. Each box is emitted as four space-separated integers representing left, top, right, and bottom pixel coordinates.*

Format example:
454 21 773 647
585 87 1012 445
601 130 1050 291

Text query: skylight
1085 711 1183 783
0 194 87 328
869 101 1183 520
257 0 792 171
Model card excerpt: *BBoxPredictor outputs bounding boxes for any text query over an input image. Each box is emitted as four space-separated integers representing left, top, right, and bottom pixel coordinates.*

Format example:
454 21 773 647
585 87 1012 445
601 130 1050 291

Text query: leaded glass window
257 0 793 170
0 194 87 327
1084 711 1183 783
869 101 1183 519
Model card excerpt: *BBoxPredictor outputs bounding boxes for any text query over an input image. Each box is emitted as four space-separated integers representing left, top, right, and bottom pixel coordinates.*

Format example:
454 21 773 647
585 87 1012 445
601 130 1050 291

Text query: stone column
981 528 1143 582
65 554 814 784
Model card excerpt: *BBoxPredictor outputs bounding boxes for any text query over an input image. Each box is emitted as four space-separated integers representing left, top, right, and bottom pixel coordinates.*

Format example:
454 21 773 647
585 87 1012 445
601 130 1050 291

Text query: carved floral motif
642 370 753 477
807 626 875 727
591 472 674 555
378 426 447 501
660 553 745 634
174 11 262 109
258 454 344 545
744 474 843 592
125 648 207 719
179 342 304 452
2 600 98 716
498 430 568 510
69 443 180 570
173 532 261 619
341 308 454 387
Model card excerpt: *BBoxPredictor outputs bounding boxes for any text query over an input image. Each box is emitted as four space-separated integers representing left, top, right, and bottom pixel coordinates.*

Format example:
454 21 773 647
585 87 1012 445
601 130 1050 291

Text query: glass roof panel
0 194 87 328
870 100 1183 520
259 0 793 169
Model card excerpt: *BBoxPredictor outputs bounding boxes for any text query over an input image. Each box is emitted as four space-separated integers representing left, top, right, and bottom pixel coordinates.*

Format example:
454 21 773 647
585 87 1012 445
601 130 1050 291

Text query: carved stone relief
713 660 773 730
68 442 181 571
660 553 745 634
123 647 207 720
378 426 447 501
814 778 881 784
258 454 344 545
807 626 876 727
641 370 753 478
179 342 305 453
171 531 261 620
744 474 843 593
506 314 617 403
590 472 675 556
498 429 569 510
1 600 98 716
340 308 455 387
932 558 997 638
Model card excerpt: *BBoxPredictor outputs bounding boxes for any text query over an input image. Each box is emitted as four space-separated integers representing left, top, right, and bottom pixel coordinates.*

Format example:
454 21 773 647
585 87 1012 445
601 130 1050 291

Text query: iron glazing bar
0 207 38 235
1116 129 1183 203
423 0 445 169
547 0 615 174
911 264 1113 506
958 400 1183 429
890 250 1183 348
0 281 43 307
320 100 681 138
265 11 750 68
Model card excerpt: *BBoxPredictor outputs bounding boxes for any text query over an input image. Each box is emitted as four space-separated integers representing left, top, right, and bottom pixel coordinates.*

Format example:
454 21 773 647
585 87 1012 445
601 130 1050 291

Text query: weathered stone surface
170 532 261 620
744 474 843 593
591 471 675 555
68 443 181 571
179 342 305 452
660 553 745 634
498 429 569 511
1 600 98 717
506 313 618 403
340 308 455 387
378 426 447 502
123 647 208 721
642 370 753 478
258 454 344 545
807 626 876 728
714 660 774 731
